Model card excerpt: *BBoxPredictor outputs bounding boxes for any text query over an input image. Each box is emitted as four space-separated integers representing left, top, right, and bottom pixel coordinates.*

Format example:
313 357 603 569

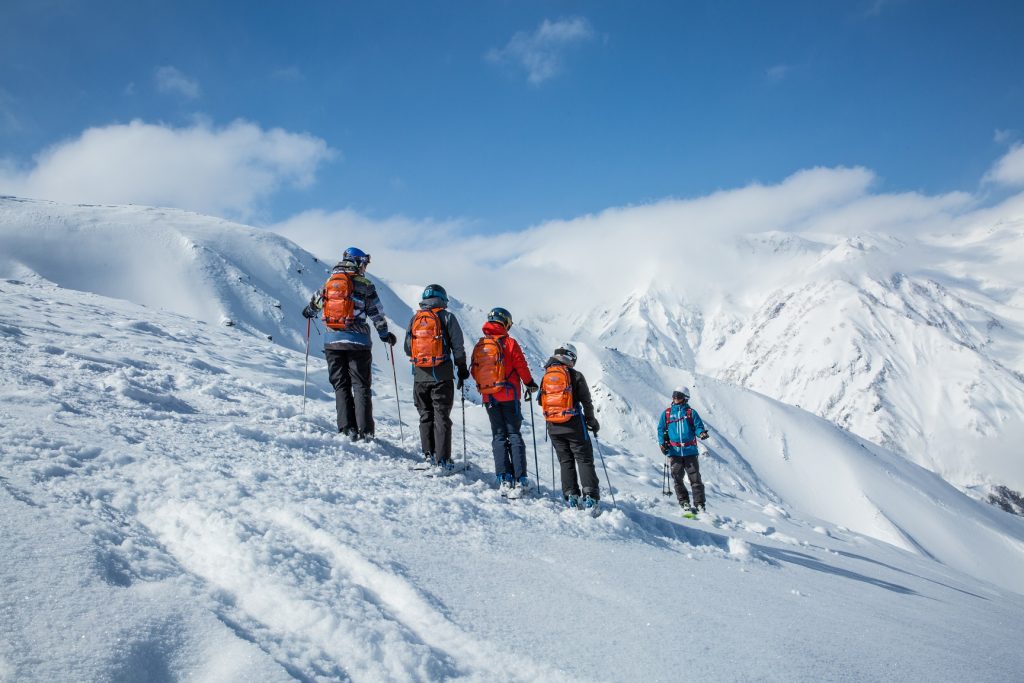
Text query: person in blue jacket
657 387 710 513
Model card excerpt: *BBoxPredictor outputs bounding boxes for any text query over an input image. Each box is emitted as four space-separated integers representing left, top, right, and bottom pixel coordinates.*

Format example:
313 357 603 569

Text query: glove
699 431 709 441
381 331 397 346
301 305 316 319
586 417 600 434
523 381 539 402
660 443 669 454
456 364 470 390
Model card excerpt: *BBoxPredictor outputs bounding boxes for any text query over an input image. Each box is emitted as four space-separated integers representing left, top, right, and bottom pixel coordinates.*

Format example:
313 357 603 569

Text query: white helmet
672 387 690 401
555 342 578 366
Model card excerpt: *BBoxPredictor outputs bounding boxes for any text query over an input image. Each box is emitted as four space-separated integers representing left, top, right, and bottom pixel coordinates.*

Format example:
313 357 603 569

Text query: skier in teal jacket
656 387 709 512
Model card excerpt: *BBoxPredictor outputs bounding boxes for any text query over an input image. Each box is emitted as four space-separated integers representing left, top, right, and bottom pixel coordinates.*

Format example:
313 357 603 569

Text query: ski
423 462 471 478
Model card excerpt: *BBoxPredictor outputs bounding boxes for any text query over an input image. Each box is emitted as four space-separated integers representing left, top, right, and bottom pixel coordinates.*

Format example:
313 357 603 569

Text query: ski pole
301 318 311 415
663 460 671 496
461 385 467 465
387 345 405 446
593 433 617 507
550 441 556 498
527 391 540 489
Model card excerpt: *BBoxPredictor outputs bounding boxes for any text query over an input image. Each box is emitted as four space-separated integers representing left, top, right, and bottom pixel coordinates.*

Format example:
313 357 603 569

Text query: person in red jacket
471 307 538 496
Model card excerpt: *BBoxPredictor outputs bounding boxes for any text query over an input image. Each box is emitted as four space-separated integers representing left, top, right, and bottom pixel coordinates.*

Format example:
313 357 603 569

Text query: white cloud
765 64 791 83
155 66 200 99
984 144 1024 187
0 119 336 219
486 17 596 84
994 129 1016 145
272 165 989 315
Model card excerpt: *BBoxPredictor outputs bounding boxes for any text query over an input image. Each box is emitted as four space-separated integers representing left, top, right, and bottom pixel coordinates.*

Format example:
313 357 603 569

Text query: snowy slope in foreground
4 281 1024 681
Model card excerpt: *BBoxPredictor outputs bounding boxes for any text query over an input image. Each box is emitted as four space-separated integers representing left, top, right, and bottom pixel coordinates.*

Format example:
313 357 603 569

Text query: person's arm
508 339 536 390
445 311 467 367
301 289 324 318
403 315 413 357
363 282 395 344
575 371 598 432
692 408 709 439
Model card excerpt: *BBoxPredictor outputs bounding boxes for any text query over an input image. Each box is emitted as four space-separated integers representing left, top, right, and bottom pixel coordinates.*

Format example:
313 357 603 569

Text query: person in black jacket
404 284 469 470
538 343 601 511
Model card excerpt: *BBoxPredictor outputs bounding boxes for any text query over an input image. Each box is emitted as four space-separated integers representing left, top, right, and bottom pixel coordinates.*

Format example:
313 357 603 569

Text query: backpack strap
665 405 698 448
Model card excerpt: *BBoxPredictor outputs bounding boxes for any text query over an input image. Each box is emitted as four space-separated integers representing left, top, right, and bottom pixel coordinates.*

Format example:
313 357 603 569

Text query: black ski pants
414 380 455 463
551 423 600 500
486 399 528 479
325 348 374 436
670 455 704 506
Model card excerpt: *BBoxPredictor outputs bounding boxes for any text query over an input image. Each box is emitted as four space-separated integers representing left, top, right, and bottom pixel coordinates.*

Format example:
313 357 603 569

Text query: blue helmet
487 307 513 329
422 284 448 303
343 246 371 268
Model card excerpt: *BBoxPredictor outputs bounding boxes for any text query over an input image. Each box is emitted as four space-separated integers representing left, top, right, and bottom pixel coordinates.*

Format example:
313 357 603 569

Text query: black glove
587 417 600 434
524 381 539 402
301 305 316 319
660 443 669 454
699 431 709 441
381 331 397 346
456 364 470 390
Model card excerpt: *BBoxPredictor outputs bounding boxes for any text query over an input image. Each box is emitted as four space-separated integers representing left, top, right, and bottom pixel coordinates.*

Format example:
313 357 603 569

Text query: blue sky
1 1 1023 231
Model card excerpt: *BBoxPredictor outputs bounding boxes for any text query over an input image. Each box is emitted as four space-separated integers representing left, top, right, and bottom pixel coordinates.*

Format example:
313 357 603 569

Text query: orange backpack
322 272 356 330
541 365 577 423
471 336 508 396
409 308 446 368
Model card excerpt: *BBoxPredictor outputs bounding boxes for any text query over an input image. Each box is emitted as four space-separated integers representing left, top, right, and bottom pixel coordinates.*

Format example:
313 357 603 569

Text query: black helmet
487 307 513 329
422 284 448 303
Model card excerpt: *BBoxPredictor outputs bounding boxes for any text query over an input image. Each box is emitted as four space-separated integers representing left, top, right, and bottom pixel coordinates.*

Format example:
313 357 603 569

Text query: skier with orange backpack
538 343 602 512
403 284 468 472
301 247 397 440
470 307 537 497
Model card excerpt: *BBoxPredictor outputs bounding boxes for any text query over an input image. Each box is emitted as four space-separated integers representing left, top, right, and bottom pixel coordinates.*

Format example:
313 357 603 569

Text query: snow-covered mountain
3 197 1024 680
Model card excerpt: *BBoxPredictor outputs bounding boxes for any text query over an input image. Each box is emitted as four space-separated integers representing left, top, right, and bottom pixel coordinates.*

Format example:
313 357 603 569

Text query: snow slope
3 276 1024 682
3 197 1024 680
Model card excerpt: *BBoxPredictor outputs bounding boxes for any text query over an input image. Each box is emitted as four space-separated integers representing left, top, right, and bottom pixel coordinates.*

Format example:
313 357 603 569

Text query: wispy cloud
486 17 596 85
0 88 20 133
765 64 791 83
984 144 1024 187
155 66 201 99
0 119 336 219
270 66 305 82
994 129 1017 145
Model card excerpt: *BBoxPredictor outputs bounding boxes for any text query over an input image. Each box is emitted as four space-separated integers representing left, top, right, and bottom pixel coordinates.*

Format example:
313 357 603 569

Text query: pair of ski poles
301 320 409 447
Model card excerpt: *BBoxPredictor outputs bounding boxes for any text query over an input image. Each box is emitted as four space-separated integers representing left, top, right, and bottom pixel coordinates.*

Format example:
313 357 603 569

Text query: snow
2 197 1024 681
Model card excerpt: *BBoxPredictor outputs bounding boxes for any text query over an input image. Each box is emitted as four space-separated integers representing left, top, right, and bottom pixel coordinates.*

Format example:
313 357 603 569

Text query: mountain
2 196 1024 681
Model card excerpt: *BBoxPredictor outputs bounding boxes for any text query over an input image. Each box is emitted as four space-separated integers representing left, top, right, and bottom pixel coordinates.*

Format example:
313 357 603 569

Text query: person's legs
567 426 599 499
505 401 527 479
670 457 691 505
326 349 356 434
486 401 512 477
431 381 455 462
682 455 705 506
552 433 580 498
413 381 435 458
348 350 374 436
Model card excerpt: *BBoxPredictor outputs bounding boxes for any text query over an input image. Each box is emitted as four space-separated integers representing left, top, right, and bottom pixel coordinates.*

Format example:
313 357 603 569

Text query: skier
301 246 397 441
538 343 602 512
470 307 537 497
403 284 469 472
657 387 710 515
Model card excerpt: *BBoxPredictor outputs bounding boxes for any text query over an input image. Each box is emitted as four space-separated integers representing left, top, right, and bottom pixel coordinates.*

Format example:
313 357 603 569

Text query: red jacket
480 321 534 402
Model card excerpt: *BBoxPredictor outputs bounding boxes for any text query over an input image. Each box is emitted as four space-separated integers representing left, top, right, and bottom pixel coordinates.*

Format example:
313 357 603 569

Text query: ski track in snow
4 255 1024 677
